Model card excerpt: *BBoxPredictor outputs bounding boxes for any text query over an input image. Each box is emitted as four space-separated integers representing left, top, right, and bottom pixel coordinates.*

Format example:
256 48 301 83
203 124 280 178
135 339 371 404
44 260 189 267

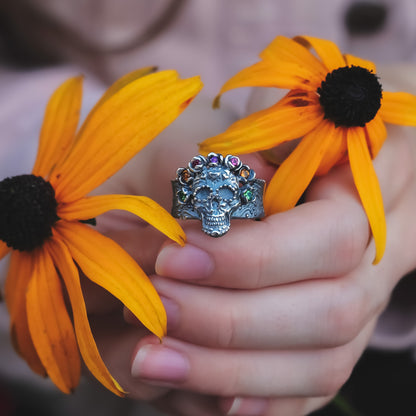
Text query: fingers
148 232 397 351
156 196 369 289
130 319 377 398
88 312 169 401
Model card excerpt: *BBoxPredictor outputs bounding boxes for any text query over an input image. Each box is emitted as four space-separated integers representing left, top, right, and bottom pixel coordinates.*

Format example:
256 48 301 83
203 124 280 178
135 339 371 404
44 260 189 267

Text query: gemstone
240 168 250 178
191 158 202 168
209 155 219 164
178 190 187 202
243 189 253 201
180 169 191 182
230 157 239 166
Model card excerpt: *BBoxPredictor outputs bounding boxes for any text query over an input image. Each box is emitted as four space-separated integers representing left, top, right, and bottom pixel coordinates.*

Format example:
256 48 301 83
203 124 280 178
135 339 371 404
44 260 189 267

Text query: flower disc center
317 65 382 127
0 174 59 251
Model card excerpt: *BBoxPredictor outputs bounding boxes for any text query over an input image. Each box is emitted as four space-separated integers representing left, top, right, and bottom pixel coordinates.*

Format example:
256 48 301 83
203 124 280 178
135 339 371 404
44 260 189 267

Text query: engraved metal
171 153 265 237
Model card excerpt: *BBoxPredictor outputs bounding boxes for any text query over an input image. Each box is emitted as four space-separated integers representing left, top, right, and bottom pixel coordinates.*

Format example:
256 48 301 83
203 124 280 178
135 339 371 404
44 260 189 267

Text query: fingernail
156 243 214 280
131 344 189 383
221 397 269 416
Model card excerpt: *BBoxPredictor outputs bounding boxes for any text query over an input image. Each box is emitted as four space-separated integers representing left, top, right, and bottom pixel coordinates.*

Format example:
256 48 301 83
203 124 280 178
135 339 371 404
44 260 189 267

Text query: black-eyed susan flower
0 68 202 395
200 35 416 264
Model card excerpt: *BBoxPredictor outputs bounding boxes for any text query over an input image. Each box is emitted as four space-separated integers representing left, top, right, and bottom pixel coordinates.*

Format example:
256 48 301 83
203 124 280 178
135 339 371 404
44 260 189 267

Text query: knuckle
323 284 367 346
314 349 354 396
215 306 239 348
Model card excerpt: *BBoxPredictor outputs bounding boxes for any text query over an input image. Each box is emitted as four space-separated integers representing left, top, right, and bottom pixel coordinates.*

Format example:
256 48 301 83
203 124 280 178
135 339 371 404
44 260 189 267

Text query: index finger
156 170 370 289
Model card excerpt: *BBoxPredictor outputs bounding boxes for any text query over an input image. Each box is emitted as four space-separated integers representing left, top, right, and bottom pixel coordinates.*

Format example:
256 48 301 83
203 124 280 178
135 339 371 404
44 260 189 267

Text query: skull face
192 166 240 237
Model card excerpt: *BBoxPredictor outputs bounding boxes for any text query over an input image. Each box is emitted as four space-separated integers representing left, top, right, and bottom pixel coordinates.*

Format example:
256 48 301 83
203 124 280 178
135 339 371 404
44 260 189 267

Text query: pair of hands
86 90 416 416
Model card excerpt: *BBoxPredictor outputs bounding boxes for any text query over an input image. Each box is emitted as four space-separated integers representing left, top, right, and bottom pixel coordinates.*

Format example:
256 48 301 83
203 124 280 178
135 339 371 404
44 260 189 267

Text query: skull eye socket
194 186 212 201
218 186 236 201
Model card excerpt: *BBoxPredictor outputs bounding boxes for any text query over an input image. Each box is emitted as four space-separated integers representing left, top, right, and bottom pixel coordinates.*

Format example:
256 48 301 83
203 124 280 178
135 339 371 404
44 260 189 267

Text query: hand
122 123 416 416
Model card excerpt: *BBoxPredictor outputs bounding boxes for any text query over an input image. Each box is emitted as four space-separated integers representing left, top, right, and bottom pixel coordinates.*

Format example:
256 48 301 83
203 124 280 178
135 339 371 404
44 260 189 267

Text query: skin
85 89 416 416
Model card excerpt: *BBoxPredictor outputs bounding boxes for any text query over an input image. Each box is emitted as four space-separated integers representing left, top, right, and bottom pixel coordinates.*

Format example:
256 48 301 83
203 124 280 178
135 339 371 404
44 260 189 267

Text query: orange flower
0 68 202 395
200 35 416 264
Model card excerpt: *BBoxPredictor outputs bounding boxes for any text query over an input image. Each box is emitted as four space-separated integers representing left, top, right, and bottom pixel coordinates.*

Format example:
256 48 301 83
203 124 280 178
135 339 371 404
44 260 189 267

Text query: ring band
171 153 265 237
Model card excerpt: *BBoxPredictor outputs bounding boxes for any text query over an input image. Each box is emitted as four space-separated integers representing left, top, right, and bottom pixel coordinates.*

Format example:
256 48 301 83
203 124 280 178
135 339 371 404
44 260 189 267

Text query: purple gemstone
230 157 239 166
191 158 202 168
209 156 219 164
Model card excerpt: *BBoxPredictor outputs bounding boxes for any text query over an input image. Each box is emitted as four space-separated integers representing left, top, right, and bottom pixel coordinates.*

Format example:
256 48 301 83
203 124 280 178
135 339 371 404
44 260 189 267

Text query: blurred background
1 1 416 415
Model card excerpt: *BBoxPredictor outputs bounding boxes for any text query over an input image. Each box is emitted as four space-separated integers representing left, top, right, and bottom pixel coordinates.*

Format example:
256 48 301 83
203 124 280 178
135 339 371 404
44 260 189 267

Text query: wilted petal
32 77 83 178
55 221 167 338
46 239 125 396
347 127 386 264
26 248 81 393
58 194 185 246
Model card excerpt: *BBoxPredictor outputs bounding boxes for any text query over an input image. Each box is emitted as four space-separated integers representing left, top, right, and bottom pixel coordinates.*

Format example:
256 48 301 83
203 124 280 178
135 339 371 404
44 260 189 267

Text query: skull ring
171 153 265 237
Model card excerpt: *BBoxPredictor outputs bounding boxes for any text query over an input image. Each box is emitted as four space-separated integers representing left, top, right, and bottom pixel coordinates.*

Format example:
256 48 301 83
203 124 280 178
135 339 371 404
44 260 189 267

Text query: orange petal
58 195 185 246
201 94 324 155
52 71 203 202
264 120 335 214
46 239 125 396
316 127 347 176
0 240 10 260
76 67 157 140
364 114 387 158
379 91 416 126
32 76 83 178
343 54 377 73
26 248 81 393
5 250 46 376
295 36 346 72
214 58 320 108
260 36 327 79
55 221 167 338
347 127 386 264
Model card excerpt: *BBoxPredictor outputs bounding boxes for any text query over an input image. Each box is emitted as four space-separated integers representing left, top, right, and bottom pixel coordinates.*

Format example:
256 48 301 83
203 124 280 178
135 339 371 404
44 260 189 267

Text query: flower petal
32 76 83 178
76 67 157 140
58 194 185 246
264 120 335 214
344 54 377 73
214 58 320 108
5 250 46 376
364 114 387 158
26 248 81 393
52 71 203 202
46 239 125 396
347 127 386 264
295 36 346 72
55 221 167 338
379 91 416 126
260 36 327 79
316 127 347 176
201 93 324 155
0 240 10 260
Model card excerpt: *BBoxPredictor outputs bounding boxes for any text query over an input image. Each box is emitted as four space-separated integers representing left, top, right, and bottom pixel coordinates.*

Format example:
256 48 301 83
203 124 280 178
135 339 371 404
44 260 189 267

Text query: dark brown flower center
317 65 382 127
0 174 59 251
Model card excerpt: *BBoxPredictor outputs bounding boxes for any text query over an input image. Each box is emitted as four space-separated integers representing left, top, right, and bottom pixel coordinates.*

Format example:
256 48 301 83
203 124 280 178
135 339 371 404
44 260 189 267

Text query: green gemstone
243 189 253 201
178 190 187 202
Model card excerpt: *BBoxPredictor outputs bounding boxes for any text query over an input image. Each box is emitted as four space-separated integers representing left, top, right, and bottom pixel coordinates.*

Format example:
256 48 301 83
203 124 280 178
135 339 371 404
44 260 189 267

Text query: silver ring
171 153 265 237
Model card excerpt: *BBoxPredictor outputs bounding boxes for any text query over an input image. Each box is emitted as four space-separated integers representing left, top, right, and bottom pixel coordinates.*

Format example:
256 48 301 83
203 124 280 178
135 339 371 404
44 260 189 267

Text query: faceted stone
180 169 191 182
243 189 253 201
240 168 250 179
